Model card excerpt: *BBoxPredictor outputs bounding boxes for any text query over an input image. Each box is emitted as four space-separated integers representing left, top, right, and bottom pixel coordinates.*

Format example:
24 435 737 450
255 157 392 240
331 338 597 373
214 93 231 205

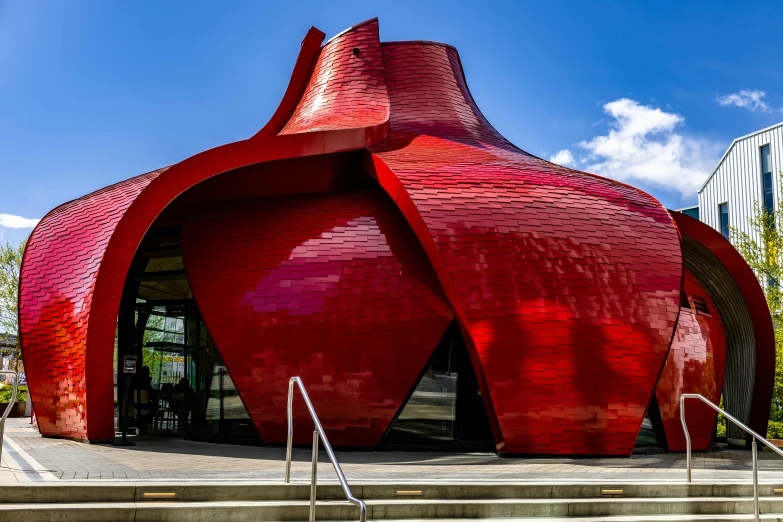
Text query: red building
19 19 774 455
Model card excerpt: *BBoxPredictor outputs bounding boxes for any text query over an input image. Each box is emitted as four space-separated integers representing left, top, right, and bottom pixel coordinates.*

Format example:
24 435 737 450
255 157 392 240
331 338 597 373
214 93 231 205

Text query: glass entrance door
134 303 193 435
127 299 258 441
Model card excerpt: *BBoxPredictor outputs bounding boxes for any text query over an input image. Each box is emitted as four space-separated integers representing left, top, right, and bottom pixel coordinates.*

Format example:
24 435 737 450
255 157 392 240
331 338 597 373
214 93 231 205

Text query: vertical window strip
762 144 774 215
719 202 729 239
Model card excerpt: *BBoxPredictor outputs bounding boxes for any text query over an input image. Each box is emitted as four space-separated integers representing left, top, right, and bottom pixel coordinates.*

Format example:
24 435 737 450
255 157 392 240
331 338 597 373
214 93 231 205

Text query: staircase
3 482 783 521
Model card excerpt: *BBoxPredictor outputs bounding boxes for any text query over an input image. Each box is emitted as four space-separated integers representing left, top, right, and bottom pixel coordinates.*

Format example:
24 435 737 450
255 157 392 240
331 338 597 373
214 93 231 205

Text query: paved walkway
2 419 783 484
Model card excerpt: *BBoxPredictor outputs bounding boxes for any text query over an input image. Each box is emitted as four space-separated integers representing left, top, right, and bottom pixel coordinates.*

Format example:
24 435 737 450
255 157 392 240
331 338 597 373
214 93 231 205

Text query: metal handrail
0 371 19 465
681 393 783 522
285 376 367 522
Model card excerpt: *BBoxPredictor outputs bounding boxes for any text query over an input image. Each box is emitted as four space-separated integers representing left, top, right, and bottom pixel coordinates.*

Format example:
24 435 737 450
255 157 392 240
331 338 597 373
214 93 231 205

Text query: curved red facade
368 40 683 455
180 191 453 446
655 268 727 451
20 171 165 440
280 20 389 135
19 18 774 454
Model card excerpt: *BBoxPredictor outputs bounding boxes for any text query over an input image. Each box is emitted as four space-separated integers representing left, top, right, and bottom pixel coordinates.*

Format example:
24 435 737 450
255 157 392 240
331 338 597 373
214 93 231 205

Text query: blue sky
2 1 783 245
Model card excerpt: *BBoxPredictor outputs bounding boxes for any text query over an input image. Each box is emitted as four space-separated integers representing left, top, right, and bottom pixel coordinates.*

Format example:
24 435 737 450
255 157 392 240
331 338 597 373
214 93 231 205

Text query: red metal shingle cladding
280 19 389 134
180 191 453 446
19 18 770 454
19 170 164 440
368 42 683 455
656 268 727 451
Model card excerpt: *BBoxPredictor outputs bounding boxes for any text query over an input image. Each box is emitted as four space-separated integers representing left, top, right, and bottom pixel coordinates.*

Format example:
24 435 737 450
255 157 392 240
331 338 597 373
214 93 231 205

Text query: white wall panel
699 123 783 246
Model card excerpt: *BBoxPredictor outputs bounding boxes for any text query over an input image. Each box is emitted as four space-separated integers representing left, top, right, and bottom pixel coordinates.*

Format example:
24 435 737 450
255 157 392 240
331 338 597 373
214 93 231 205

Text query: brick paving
3 419 783 484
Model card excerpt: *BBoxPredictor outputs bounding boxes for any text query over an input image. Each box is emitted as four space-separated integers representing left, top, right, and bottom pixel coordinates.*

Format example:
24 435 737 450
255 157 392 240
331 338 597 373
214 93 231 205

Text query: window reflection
382 321 493 448
118 227 259 443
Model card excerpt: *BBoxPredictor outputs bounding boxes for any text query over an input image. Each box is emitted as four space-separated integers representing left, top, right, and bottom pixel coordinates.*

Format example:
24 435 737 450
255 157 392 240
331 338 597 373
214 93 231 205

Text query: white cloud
717 89 773 112
569 98 720 195
0 213 39 229
549 149 575 166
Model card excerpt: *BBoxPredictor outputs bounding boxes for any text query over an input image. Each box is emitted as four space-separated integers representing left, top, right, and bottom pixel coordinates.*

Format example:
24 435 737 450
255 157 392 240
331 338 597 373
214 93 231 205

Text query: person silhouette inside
136 366 154 428
170 378 195 430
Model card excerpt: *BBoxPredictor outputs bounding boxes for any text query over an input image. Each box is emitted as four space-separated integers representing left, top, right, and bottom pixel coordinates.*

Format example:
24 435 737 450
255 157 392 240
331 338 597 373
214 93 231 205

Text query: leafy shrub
768 421 783 440
716 412 726 438
0 385 27 403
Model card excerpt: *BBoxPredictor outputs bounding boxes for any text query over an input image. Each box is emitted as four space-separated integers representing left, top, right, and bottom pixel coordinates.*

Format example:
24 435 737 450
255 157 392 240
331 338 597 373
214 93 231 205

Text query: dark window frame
690 295 711 316
761 144 774 215
719 202 730 239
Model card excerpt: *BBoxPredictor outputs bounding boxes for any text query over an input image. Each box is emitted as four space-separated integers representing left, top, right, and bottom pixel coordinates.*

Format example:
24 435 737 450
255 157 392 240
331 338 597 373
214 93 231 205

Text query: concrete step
370 498 783 518
2 482 783 504
398 515 783 522
5 497 783 522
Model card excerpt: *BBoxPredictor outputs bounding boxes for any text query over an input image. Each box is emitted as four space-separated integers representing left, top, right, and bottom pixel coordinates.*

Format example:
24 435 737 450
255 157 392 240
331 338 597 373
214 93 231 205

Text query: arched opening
116 226 260 443
381 320 494 451
681 236 754 443
114 152 369 443
113 151 463 448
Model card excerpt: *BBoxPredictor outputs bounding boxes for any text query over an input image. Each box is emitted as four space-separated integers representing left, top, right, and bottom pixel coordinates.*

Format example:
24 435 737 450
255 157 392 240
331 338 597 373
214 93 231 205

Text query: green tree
730 191 783 436
0 239 26 366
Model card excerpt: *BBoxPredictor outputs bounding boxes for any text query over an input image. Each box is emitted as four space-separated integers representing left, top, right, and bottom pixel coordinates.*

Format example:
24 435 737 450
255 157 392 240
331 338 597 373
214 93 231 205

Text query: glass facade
762 145 774 215
634 392 665 452
634 415 662 450
382 321 494 449
117 227 259 443
719 202 729 239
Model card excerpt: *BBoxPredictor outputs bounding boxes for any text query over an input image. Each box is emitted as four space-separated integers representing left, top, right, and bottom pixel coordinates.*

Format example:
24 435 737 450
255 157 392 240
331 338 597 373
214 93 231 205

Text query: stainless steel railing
0 371 19 465
681 393 783 522
285 376 367 522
